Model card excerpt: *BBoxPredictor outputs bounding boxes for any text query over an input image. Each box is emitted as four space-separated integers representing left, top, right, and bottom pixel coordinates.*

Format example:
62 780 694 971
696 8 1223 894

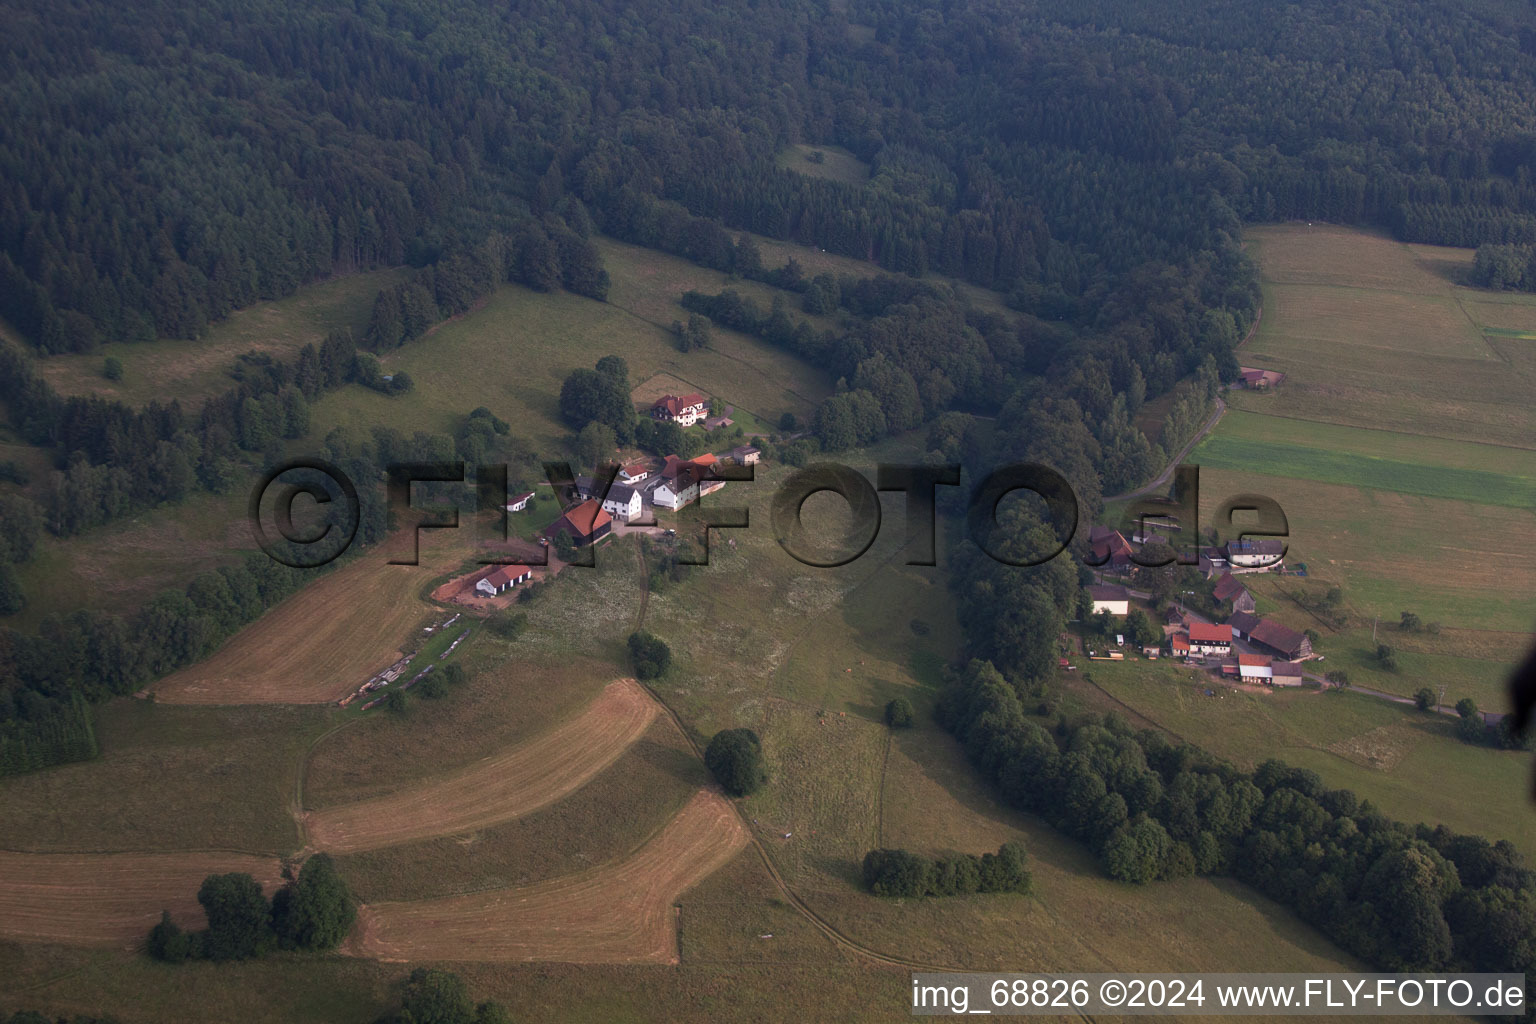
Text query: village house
1188 621 1233 656
730 444 761 466
1244 617 1313 660
475 564 532 596
1237 653 1273 681
1087 583 1130 616
650 392 708 426
548 500 612 547
652 453 724 510
573 476 645 522
1171 633 1191 657
1163 605 1187 627
1087 525 1134 569
618 461 650 485
1226 538 1285 572
1213 571 1257 613
505 491 536 513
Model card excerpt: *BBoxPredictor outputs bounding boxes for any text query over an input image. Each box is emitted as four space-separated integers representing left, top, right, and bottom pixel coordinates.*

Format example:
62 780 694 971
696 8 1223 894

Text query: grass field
34 269 409 407
305 679 658 853
1077 659 1536 861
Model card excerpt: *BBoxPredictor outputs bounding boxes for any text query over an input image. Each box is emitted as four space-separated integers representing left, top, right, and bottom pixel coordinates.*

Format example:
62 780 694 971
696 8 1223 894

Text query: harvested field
151 551 442 705
305 679 659 853
0 851 283 948
349 789 748 963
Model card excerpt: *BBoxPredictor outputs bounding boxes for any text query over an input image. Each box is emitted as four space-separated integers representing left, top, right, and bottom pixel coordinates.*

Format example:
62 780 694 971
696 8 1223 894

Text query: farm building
1171 634 1191 657
1213 572 1257 612
1270 661 1305 686
506 491 536 513
1238 367 1286 390
1198 546 1230 578
1087 584 1130 615
1087 525 1134 568
1237 653 1273 681
1226 538 1286 571
1188 622 1233 656
1163 606 1187 626
730 444 761 465
548 500 612 547
1227 610 1262 639
650 392 708 426
618 461 650 484
476 564 532 596
1245 618 1313 660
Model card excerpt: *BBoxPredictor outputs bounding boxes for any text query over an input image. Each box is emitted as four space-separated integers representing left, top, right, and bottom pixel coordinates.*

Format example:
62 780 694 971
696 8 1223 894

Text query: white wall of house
653 481 698 509
603 492 644 521
1091 599 1129 615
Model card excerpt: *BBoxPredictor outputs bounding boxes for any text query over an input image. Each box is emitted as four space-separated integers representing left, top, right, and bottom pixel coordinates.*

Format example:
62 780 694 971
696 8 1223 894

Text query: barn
476 564 532 596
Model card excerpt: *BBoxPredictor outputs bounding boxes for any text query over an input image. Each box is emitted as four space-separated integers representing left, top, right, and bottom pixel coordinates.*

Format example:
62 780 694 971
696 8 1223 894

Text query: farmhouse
618 461 651 485
1238 367 1286 390
573 476 645 522
730 444 761 465
1237 653 1273 681
1171 634 1191 657
1245 618 1313 660
650 392 708 426
548 500 612 547
1188 622 1233 656
1087 584 1130 616
506 491 536 513
1226 538 1285 571
475 564 533 596
653 453 724 510
1226 610 1262 639
1213 572 1257 612
1087 525 1134 569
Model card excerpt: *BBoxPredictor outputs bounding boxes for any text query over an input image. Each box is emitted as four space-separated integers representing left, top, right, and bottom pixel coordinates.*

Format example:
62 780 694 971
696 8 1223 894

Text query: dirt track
348 788 747 963
0 851 283 947
304 679 658 853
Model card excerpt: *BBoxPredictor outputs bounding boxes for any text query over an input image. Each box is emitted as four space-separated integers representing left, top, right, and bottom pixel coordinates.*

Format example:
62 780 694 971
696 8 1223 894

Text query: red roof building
548 499 612 547
476 564 533 595
650 393 708 425
1188 622 1233 654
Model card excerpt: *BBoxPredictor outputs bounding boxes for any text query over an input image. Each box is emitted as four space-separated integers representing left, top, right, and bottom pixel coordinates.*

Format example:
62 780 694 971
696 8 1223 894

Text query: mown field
775 143 872 185
1195 223 1536 656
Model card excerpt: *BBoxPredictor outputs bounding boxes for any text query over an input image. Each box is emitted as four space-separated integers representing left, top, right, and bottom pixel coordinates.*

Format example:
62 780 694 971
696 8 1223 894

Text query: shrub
705 728 767 796
271 853 355 951
1414 687 1435 712
416 674 448 699
102 356 123 381
627 630 671 679
385 688 408 714
863 842 1030 898
884 697 915 728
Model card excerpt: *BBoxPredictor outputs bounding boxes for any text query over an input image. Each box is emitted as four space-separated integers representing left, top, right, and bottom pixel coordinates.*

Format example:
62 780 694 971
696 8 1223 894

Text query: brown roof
1189 622 1232 644
1213 572 1246 601
1228 611 1262 635
1248 618 1307 656
621 461 648 476
481 564 532 588
1171 634 1190 651
1238 653 1272 668
652 393 706 416
1271 660 1305 677
560 499 612 538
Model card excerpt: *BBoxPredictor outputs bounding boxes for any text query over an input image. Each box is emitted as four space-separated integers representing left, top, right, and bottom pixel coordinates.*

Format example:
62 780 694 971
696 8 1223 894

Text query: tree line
862 842 1032 898
939 659 1536 976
